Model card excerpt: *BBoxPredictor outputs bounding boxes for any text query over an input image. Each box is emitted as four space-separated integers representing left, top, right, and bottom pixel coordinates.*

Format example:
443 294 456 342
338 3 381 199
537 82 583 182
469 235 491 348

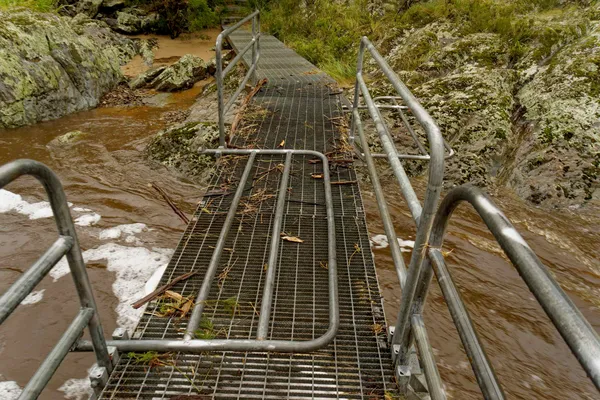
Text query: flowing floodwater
0 33 599 400
363 177 600 399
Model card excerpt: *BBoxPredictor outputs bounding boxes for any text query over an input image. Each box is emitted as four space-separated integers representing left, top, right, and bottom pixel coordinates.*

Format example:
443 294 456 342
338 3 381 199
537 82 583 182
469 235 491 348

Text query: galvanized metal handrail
77 148 339 353
216 10 260 148
417 185 600 397
350 96 455 161
351 36 448 399
351 36 600 399
0 159 112 400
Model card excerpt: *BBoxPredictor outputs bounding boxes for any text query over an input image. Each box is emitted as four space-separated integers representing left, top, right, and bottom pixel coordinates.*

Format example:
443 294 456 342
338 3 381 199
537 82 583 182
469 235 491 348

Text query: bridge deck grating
100 21 399 400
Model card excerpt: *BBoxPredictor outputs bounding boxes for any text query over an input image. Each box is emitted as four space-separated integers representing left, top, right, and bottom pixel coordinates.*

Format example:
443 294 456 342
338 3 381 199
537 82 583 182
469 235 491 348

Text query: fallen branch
228 78 268 144
331 180 357 185
149 183 189 224
132 271 198 309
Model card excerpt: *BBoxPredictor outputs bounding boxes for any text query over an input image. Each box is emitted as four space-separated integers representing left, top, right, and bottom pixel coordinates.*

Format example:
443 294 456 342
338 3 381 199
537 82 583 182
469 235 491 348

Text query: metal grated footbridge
1 9 598 400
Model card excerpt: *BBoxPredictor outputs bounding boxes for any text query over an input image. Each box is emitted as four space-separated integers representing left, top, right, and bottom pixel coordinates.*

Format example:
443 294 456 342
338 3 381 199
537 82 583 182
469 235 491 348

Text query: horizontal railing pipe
184 152 257 340
427 248 504 399
256 152 293 339
19 308 94 400
223 36 258 77
216 10 261 148
0 236 73 324
426 185 600 391
353 108 407 287
356 74 422 222
225 63 258 112
0 159 111 372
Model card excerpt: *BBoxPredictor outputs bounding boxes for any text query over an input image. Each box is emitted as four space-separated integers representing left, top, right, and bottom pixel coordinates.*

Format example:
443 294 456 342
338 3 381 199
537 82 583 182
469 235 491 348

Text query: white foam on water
98 223 148 241
0 189 92 221
0 381 22 400
370 234 415 252
58 367 93 400
145 264 168 295
74 213 101 226
72 207 92 212
20 289 45 305
0 189 55 219
51 243 173 333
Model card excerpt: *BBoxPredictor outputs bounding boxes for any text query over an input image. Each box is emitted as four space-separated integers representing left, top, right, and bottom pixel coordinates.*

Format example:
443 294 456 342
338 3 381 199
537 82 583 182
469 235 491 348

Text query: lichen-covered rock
0 10 137 128
414 65 515 186
129 66 166 89
368 4 600 208
76 0 102 18
504 26 600 206
100 0 126 13
114 9 159 34
150 55 208 92
146 121 219 182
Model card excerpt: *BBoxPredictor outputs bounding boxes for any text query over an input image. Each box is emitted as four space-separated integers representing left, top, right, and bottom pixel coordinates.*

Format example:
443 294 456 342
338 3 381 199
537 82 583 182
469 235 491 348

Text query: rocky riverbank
366 3 600 208
0 10 139 128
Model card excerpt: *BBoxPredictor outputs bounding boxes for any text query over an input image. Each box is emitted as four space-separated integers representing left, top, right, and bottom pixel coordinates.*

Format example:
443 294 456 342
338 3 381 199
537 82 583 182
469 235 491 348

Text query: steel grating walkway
100 27 400 399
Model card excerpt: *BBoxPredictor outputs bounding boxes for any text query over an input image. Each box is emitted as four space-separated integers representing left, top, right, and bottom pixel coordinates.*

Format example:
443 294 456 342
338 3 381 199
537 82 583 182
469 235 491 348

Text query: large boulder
99 0 126 13
75 0 103 18
149 55 208 91
129 66 166 89
0 11 137 128
113 9 159 34
368 4 600 207
146 121 219 182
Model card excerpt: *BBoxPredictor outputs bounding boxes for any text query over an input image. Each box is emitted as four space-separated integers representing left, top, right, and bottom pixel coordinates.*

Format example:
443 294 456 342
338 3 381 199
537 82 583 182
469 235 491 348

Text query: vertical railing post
349 39 366 144
251 14 257 84
0 160 113 375
216 33 226 148
40 166 113 374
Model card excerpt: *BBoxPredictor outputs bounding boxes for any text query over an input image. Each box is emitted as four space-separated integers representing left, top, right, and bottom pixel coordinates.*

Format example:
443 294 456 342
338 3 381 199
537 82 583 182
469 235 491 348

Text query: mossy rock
147 121 220 183
0 10 137 128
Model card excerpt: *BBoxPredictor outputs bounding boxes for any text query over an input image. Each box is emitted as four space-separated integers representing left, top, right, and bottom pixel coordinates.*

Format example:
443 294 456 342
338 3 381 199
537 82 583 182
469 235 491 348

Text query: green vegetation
0 0 55 12
254 0 595 81
136 0 225 37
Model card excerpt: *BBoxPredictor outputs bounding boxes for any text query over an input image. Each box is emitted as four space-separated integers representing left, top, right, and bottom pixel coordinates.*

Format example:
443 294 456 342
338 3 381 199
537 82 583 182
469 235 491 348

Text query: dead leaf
281 234 304 243
180 298 194 317
311 173 324 179
278 140 285 148
164 291 183 302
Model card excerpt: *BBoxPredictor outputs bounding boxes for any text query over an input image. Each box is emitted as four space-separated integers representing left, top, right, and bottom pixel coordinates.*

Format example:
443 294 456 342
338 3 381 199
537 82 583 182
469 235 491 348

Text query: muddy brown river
1 33 599 400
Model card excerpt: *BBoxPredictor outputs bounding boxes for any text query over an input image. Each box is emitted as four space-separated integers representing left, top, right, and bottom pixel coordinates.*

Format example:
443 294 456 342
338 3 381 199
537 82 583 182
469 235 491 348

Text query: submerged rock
146 121 219 182
56 130 88 143
0 10 137 128
149 55 208 92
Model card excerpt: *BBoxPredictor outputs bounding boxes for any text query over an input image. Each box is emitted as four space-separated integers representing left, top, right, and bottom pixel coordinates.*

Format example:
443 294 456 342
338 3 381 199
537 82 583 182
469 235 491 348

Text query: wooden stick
149 183 189 225
228 78 268 144
132 271 198 309
331 180 358 185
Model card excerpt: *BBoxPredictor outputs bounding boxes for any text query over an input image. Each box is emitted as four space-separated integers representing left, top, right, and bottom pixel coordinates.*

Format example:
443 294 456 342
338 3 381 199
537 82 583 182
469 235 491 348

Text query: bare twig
132 271 198 309
149 183 189 224
228 78 268 143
